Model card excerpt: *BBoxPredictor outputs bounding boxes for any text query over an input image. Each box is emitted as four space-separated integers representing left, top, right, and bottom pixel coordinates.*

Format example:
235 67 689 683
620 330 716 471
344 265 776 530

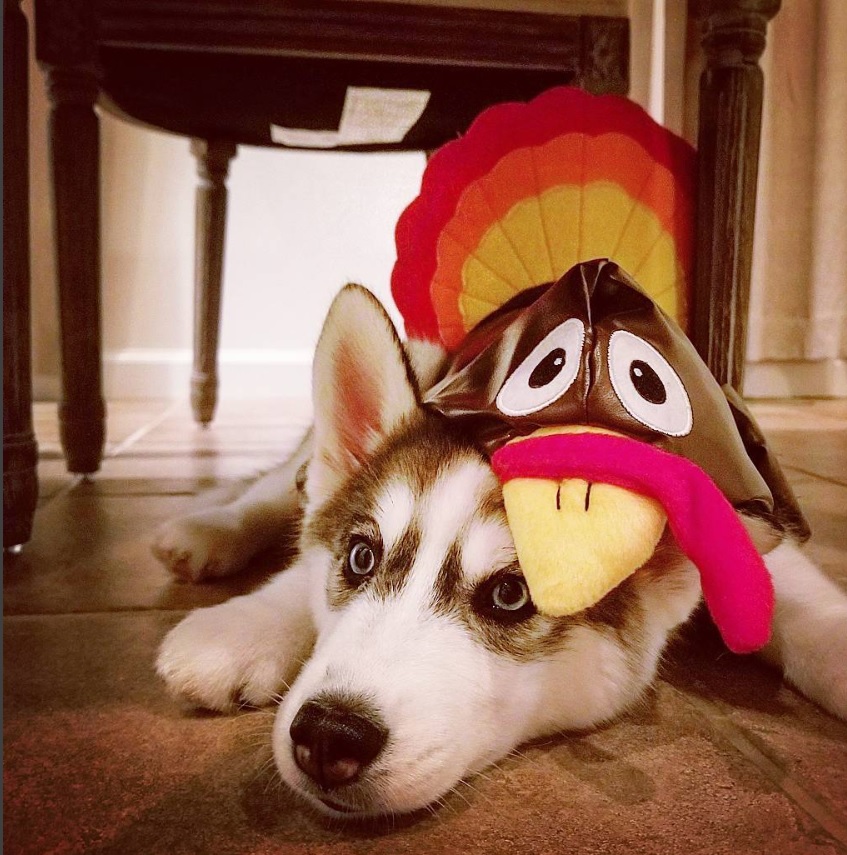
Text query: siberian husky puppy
155 285 847 819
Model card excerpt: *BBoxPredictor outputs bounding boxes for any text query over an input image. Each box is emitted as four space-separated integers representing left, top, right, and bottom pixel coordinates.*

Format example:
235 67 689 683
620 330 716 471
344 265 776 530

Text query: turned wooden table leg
36 0 105 473
691 0 781 391
3 0 38 549
190 139 237 426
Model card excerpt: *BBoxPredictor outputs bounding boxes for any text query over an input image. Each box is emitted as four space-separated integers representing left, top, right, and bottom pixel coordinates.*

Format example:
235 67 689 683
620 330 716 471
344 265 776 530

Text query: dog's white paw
152 508 254 582
782 609 847 721
765 544 847 722
156 598 308 711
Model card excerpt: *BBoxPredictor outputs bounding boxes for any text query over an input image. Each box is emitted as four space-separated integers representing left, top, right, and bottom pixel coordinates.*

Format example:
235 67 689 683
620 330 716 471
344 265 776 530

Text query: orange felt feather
391 87 696 350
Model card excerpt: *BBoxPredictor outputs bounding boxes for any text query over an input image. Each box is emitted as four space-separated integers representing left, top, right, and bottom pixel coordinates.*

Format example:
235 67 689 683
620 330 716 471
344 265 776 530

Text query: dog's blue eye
348 541 376 577
491 577 530 611
474 573 536 624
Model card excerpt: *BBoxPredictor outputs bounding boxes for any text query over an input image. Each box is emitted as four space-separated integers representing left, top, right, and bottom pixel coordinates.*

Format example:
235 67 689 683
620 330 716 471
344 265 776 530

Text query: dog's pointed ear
308 284 419 500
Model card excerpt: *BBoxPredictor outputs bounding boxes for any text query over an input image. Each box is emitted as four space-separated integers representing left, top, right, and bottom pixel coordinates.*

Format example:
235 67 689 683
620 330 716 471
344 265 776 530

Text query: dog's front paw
783 610 847 721
156 600 302 711
152 508 254 582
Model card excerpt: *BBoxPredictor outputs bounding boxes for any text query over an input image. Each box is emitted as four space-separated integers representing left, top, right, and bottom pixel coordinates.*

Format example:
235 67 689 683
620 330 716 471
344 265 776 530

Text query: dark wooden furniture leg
190 139 237 426
3 0 38 549
691 0 781 390
35 0 106 473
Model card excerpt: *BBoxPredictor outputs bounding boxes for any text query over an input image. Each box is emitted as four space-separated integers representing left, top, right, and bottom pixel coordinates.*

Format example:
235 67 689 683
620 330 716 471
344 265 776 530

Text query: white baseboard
744 359 847 398
33 373 62 402
36 348 314 401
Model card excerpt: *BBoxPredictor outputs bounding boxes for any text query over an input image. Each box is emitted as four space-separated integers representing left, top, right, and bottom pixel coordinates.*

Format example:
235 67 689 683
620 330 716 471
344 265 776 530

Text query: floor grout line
4 608 192 619
104 401 183 459
675 689 847 847
32 403 182 513
784 465 847 490
38 473 86 510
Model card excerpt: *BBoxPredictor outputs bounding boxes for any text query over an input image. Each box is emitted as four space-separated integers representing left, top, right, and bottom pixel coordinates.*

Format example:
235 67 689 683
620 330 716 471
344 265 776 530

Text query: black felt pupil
629 360 667 404
528 348 567 389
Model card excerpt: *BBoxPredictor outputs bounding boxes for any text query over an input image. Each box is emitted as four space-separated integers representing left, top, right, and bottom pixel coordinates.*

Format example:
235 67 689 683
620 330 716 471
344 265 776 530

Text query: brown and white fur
155 285 847 819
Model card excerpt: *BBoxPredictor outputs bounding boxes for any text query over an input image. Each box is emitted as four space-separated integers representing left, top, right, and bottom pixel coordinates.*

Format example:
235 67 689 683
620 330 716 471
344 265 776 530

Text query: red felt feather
391 87 696 349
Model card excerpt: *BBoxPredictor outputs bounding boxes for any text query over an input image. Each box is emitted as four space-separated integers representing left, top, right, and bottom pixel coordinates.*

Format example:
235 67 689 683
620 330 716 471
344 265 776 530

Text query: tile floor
4 398 847 855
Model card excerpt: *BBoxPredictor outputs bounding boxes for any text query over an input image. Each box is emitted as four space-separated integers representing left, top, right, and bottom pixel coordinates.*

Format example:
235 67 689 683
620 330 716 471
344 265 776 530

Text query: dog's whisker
241 740 274 756
249 712 277 726
505 746 544 766
470 767 495 783
457 777 497 809
445 783 474 809
440 795 456 814
261 767 283 797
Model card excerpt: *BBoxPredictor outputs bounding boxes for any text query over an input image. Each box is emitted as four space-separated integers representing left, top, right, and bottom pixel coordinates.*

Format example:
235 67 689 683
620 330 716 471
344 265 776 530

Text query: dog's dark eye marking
432 541 463 613
344 537 380 586
474 572 536 624
295 461 308 494
373 523 422 599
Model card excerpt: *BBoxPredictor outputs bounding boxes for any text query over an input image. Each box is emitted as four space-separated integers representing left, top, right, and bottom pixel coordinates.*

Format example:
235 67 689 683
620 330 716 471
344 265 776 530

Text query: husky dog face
271 286 701 818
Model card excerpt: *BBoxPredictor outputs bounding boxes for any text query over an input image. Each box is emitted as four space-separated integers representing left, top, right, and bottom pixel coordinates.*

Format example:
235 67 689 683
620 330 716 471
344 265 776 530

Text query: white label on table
270 86 431 148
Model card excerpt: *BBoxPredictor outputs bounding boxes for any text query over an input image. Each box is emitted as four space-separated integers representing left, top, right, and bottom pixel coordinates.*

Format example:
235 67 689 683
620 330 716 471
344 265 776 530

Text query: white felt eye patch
496 318 585 417
608 330 692 436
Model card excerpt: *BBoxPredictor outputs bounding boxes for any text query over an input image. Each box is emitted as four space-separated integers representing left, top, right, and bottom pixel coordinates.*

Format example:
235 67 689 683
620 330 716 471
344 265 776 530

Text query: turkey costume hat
424 260 809 654
390 88 808 654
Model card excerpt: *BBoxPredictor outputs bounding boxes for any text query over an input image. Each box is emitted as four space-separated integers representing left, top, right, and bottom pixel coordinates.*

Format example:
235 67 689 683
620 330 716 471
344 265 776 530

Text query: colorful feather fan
391 87 696 350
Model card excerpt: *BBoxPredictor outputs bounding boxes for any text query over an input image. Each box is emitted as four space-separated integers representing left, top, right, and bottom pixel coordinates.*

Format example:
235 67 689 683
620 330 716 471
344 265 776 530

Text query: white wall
744 0 847 398
97 120 424 399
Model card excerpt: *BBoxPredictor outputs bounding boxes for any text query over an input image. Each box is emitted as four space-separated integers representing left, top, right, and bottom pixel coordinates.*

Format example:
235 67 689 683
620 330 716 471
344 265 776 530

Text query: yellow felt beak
502 426 667 617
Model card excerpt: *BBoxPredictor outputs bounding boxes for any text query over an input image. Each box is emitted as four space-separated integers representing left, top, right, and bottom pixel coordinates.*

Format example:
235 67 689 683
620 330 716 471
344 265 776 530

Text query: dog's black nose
289 698 388 789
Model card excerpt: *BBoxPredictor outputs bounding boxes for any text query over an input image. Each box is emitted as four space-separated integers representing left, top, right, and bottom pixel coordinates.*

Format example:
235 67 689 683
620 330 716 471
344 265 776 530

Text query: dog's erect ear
308 284 419 500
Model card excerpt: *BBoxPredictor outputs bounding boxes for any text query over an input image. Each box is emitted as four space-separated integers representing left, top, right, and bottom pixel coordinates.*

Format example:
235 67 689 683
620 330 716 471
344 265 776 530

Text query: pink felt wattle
492 432 774 654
